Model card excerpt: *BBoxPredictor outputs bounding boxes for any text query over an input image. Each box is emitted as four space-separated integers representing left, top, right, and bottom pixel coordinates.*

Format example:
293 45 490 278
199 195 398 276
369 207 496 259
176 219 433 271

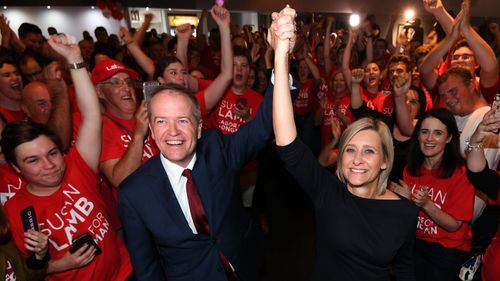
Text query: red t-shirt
0 107 26 123
360 87 394 117
100 113 159 164
100 112 159 230
208 88 263 134
318 92 353 147
196 77 213 92
4 149 132 281
403 166 474 251
0 162 24 205
293 79 318 116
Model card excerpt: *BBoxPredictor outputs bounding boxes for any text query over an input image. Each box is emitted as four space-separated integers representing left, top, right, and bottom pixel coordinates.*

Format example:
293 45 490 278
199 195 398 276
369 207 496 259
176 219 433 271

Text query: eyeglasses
451 53 475 61
99 77 138 88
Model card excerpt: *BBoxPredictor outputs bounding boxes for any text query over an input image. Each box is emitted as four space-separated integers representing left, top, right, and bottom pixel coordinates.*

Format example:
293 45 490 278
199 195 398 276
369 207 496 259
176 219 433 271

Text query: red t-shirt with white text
403 166 474 251
293 79 318 116
4 149 132 281
208 88 263 134
360 87 394 117
0 162 24 205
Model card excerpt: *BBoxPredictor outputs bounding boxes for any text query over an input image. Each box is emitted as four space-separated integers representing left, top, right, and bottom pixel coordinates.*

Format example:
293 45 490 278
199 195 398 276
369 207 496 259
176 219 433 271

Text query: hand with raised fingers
47 34 82 64
0 14 11 37
460 0 471 31
449 9 464 41
211 4 230 27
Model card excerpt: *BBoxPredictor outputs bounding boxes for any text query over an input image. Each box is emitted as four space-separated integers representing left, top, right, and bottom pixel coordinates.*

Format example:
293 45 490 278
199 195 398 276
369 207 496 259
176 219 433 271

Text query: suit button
212 238 217 245
217 267 222 272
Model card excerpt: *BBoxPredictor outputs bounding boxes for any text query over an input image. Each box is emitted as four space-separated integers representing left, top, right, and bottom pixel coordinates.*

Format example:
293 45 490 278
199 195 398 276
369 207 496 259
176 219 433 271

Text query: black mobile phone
20 206 39 232
143 81 160 104
69 232 102 256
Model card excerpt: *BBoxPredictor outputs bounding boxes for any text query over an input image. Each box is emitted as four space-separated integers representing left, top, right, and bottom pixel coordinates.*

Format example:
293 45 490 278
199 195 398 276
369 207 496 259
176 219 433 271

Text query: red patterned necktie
182 169 236 281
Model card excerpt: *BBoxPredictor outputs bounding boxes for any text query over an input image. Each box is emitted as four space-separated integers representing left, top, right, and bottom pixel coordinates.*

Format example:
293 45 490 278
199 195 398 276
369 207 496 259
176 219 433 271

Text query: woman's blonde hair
336 118 394 195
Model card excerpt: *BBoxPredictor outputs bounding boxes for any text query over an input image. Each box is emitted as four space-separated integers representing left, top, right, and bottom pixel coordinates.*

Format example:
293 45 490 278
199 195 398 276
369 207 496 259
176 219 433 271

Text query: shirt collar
160 153 197 185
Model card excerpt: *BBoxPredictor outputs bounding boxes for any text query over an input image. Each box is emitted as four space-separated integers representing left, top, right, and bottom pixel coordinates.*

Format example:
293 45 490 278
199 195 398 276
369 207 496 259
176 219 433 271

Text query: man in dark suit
117 64 274 281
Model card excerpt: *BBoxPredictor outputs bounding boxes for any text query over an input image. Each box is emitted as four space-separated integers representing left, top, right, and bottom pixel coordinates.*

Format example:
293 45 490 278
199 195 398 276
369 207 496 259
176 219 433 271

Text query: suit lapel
147 157 193 233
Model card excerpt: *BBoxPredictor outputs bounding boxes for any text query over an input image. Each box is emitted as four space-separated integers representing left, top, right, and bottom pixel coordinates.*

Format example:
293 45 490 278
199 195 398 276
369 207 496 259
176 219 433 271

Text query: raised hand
118 26 133 44
211 4 230 27
175 23 193 40
392 72 411 97
144 13 153 25
0 14 11 37
330 118 342 147
351 68 364 84
446 8 464 43
469 108 500 144
24 229 49 260
489 22 500 34
459 0 471 31
250 43 261 62
422 0 444 14
134 101 149 137
47 34 82 63
270 5 297 54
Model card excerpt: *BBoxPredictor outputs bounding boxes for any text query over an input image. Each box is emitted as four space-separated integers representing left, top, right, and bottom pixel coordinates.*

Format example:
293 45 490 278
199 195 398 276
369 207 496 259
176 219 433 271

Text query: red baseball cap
91 59 138 85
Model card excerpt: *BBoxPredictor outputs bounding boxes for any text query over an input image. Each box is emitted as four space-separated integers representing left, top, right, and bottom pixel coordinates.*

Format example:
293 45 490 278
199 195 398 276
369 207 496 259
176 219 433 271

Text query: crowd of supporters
0 0 498 280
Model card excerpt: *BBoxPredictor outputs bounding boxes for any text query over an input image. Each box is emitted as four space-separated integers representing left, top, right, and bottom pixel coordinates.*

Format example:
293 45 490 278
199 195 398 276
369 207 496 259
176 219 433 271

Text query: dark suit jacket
118 84 275 281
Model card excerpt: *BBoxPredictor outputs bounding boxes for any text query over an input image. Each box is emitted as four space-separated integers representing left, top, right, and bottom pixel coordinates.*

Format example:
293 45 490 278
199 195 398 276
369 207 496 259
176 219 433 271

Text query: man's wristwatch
67 61 86 70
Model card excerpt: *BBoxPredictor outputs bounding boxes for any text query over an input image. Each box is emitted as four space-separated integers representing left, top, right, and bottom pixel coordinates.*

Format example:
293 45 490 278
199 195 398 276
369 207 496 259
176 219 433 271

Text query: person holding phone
0 113 49 280
465 108 500 281
0 204 48 280
1 35 132 281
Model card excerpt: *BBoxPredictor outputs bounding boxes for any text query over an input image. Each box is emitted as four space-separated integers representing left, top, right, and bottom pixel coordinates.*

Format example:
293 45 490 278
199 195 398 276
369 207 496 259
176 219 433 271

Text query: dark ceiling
3 0 500 17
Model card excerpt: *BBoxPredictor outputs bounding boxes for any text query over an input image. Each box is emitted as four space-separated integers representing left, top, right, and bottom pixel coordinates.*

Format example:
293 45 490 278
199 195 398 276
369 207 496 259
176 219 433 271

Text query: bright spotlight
405 9 415 20
47 5 51 9
349 14 360 27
